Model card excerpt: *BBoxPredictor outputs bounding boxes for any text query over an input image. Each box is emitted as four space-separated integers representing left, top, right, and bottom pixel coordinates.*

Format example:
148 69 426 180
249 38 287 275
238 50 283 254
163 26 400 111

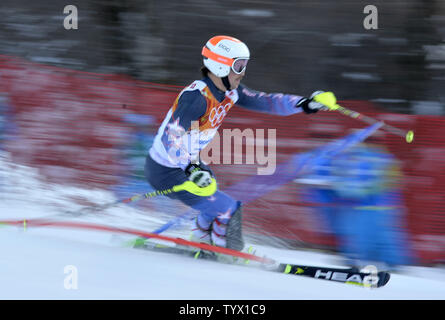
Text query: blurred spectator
298 142 415 270
0 95 15 150
111 113 180 215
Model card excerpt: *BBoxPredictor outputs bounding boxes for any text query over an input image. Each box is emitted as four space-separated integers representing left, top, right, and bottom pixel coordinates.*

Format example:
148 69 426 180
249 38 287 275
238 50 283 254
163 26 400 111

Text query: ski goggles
231 58 249 74
202 46 249 74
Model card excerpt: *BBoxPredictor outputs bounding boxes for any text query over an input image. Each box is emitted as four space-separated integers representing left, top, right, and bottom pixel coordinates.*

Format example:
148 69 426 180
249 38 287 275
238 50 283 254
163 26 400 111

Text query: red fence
1 55 444 265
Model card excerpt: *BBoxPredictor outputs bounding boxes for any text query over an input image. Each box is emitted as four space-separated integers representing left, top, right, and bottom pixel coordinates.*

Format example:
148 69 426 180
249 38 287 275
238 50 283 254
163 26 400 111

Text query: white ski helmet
202 35 250 78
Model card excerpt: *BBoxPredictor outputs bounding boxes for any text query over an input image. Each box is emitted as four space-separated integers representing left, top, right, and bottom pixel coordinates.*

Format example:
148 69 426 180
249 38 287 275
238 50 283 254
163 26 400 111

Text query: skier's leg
223 202 244 251
191 194 244 250
145 155 244 250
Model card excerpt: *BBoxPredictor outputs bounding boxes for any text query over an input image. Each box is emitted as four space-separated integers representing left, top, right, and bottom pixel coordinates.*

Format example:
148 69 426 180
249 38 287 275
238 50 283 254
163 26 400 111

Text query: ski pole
123 178 217 203
60 178 218 217
314 92 414 143
333 103 414 143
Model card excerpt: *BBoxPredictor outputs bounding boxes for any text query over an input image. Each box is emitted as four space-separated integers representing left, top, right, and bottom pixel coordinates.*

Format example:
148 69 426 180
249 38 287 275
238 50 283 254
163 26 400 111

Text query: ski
132 238 391 288
134 239 219 260
277 263 390 288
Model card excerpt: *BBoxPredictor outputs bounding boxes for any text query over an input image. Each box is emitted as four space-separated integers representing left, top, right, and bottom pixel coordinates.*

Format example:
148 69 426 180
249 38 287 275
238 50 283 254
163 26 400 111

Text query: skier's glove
185 163 213 188
296 91 338 114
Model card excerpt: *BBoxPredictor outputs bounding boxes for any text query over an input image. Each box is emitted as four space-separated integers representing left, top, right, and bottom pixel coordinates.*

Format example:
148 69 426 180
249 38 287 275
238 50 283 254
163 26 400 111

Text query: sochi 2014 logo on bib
208 103 232 127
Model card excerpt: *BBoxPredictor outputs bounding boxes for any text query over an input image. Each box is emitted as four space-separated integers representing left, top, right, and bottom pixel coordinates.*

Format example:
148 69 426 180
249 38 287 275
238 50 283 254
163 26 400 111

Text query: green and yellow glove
297 91 339 113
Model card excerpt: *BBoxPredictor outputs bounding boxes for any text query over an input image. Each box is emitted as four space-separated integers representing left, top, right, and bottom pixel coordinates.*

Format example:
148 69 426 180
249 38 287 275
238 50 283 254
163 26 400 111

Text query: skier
145 35 336 252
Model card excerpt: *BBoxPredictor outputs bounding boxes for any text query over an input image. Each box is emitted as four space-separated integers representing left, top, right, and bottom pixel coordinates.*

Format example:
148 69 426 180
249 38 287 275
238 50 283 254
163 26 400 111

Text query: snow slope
0 152 444 300
1 225 445 300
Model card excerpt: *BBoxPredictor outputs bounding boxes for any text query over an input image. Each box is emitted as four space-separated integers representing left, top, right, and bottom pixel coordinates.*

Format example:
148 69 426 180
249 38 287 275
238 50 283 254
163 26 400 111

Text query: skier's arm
236 85 331 116
171 91 207 131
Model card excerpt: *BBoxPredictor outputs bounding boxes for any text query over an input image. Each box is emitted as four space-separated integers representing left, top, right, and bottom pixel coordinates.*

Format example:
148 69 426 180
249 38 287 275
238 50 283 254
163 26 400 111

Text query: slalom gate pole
149 122 384 235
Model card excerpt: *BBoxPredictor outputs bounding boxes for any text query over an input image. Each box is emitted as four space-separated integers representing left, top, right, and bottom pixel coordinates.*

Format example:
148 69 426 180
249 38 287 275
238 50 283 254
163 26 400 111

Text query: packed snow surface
0 152 444 299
